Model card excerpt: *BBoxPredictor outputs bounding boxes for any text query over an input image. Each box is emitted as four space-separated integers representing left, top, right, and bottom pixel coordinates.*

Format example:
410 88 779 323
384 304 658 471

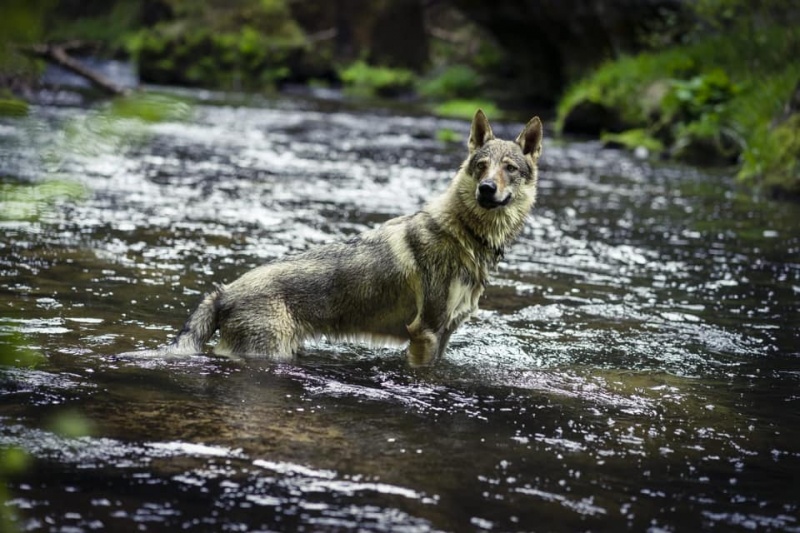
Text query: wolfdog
169 110 543 365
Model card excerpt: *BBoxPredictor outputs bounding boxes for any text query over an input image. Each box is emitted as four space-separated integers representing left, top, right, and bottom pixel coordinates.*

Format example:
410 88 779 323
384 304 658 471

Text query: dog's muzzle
476 180 511 209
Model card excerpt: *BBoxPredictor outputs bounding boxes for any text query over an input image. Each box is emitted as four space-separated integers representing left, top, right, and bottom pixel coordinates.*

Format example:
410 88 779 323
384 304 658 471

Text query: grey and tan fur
170 110 543 365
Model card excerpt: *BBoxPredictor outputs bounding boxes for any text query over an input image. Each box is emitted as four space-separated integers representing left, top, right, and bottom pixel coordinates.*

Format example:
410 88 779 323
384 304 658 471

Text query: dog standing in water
169 110 543 365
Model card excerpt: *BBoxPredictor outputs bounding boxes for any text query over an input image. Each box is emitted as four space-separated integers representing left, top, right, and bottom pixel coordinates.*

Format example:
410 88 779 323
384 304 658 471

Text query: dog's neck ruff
455 210 505 262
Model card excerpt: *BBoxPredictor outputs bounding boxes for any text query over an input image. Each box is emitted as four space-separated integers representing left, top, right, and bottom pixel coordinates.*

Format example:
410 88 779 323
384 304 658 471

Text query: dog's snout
478 181 497 197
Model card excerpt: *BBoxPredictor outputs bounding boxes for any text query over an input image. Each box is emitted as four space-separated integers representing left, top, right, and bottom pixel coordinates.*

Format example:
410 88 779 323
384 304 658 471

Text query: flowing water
1 91 799 532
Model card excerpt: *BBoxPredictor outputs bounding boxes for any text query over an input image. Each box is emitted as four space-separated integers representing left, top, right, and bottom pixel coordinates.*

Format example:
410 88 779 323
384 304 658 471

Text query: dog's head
466 109 543 210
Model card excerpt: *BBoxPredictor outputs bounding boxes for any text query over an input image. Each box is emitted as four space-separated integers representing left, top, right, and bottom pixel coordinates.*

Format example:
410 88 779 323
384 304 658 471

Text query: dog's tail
168 287 222 354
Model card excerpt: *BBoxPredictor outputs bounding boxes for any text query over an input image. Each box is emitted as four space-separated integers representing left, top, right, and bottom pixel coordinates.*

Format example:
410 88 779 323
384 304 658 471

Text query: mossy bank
556 3 800 199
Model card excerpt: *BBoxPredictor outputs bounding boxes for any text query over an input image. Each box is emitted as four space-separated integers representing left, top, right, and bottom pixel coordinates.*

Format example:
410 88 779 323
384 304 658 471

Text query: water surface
1 92 799 531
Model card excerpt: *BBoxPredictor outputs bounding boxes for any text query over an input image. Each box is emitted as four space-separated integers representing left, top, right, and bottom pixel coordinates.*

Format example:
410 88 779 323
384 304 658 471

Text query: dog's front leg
405 318 442 367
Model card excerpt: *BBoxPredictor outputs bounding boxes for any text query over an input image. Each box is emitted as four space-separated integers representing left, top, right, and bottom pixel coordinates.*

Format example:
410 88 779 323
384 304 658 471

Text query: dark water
1 92 799 532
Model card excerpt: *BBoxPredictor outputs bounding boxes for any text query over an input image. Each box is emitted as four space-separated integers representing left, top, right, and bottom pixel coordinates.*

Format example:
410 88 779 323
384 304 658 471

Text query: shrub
433 99 500 120
419 65 481 99
338 61 416 98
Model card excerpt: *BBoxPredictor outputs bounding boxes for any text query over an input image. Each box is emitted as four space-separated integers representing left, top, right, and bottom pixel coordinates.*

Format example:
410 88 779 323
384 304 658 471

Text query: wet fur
170 110 543 365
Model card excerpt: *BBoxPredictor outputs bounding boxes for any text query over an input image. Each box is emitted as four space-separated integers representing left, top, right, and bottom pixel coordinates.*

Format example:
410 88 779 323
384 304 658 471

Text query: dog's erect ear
516 116 543 162
469 109 495 153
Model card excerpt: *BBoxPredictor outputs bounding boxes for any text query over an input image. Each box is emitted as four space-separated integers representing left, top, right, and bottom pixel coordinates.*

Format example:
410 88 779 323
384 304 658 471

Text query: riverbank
556 15 800 199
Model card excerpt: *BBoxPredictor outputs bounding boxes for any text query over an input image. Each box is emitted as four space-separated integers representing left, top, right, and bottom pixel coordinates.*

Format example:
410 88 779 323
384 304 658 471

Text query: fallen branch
21 43 132 96
305 28 338 44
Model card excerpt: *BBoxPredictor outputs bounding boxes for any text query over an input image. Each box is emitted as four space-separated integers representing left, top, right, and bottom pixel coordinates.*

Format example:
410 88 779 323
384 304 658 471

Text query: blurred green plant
0 445 30 533
126 0 305 90
0 328 46 367
556 50 698 131
339 61 416 98
435 128 462 144
0 320 46 533
43 92 193 168
48 409 95 439
0 180 87 221
108 92 193 123
433 99 500 120
419 65 481 100
601 129 664 152
0 329 91 533
661 70 739 123
0 95 29 117
44 0 141 50
0 0 52 76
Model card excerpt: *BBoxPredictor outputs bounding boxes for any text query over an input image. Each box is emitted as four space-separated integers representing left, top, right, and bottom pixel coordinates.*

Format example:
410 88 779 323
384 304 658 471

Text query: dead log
21 43 132 96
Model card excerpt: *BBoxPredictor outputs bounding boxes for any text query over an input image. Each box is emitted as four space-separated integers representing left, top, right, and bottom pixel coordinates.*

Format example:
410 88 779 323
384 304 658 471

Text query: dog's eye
505 164 517 173
475 161 487 173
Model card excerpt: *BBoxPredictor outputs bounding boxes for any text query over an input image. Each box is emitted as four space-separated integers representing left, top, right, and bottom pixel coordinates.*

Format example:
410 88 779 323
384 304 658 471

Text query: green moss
661 70 739 123
556 50 697 132
108 93 192 123
433 99 499 120
740 113 800 195
45 0 141 49
339 61 416 98
436 128 462 143
0 0 50 76
0 98 29 117
0 180 87 221
556 19 800 192
419 65 481 99
126 0 305 90
48 409 94 438
601 129 664 152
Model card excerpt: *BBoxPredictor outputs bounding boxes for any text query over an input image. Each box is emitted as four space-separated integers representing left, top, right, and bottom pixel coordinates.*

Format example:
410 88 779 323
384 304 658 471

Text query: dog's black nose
478 181 497 197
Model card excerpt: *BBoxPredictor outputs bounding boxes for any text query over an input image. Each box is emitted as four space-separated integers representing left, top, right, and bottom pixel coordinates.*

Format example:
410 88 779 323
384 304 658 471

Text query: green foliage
0 327 45 367
339 61 416 98
1 319 47 533
556 3 800 192
556 50 698 132
601 129 664 152
0 0 52 75
739 110 800 194
129 24 304 89
661 70 738 123
48 409 94 438
433 99 500 120
126 0 305 90
419 65 481 99
0 447 29 475
108 93 193 123
45 0 142 49
435 128 462 143
0 180 87 221
0 98 29 117
0 446 29 533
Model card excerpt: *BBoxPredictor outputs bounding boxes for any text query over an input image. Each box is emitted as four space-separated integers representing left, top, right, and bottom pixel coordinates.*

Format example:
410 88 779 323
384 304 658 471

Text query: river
1 91 799 531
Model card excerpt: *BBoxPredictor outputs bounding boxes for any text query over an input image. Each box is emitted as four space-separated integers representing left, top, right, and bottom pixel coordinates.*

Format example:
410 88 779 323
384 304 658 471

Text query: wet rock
671 129 740 167
561 99 625 135
453 0 686 104
764 84 800 199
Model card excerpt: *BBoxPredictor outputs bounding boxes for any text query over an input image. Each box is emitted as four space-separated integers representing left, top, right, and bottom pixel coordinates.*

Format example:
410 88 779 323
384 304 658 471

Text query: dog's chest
446 278 482 326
